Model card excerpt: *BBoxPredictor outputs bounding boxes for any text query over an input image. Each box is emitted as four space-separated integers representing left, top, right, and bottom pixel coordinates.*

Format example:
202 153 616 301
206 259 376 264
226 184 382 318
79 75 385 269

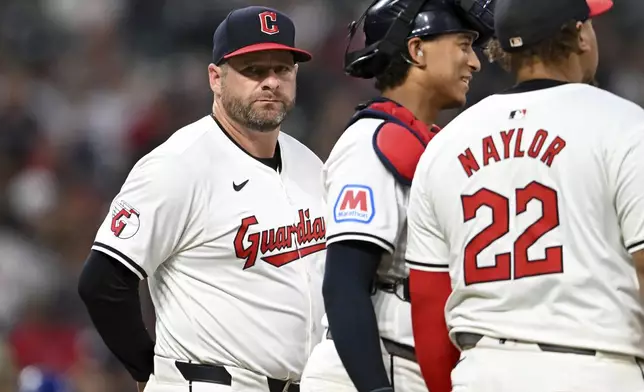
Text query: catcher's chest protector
346 98 440 186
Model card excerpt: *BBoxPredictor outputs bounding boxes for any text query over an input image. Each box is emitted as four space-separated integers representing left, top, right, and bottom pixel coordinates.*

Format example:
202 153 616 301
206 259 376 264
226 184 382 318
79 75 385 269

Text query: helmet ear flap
344 46 394 79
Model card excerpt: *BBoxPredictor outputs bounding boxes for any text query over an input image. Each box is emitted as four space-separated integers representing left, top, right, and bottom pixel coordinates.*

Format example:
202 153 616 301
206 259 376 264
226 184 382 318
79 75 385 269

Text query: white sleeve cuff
92 242 147 280
627 238 644 254
406 259 449 272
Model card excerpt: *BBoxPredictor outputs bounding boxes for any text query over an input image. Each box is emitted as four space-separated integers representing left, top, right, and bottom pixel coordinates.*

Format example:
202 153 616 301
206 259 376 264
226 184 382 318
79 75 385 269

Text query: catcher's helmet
345 0 496 79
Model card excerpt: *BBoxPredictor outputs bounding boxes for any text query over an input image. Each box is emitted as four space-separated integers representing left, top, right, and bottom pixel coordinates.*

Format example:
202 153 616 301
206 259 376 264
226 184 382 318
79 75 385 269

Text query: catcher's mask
344 0 496 79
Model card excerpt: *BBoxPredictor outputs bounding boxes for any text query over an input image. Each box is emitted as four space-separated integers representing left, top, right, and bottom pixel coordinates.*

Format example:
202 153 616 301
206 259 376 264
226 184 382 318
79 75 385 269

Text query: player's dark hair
374 50 413 92
484 21 582 74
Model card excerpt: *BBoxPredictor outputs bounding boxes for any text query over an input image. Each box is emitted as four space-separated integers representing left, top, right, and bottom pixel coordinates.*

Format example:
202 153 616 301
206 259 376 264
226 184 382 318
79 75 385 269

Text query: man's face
212 50 297 132
420 33 482 108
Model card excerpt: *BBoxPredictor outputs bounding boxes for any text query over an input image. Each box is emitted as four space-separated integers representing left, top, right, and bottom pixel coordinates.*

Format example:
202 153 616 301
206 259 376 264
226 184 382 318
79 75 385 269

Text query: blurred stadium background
0 0 642 391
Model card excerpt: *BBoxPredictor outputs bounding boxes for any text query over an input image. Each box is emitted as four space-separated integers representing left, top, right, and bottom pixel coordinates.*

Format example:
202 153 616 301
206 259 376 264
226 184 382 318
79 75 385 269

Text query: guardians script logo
234 209 326 269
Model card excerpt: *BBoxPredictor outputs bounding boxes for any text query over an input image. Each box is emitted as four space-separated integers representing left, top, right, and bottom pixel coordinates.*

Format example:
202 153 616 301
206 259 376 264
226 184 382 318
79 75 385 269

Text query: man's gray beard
221 86 293 133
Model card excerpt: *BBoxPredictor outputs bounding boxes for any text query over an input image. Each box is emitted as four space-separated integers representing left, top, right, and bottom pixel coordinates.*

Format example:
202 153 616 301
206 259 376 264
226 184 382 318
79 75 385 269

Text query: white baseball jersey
406 82 644 357
91 115 326 380
324 116 414 346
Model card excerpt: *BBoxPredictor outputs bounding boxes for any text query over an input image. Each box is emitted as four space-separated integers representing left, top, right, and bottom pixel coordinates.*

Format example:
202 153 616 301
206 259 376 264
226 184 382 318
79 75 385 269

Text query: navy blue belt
455 332 597 356
174 361 299 392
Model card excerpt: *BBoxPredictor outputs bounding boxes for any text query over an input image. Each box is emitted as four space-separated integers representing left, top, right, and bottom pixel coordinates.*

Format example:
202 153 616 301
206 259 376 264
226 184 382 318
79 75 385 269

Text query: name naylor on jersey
458 128 567 178
334 184 375 223
234 208 326 270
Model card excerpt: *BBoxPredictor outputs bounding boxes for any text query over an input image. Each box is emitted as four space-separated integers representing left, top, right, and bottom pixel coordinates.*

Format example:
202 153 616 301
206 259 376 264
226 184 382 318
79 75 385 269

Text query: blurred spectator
18 366 71 392
0 340 17 392
0 230 62 332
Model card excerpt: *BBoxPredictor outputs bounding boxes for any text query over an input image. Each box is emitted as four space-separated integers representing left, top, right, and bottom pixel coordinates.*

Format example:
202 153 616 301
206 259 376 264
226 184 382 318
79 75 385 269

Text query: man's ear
209 63 225 94
407 37 427 66
577 20 593 54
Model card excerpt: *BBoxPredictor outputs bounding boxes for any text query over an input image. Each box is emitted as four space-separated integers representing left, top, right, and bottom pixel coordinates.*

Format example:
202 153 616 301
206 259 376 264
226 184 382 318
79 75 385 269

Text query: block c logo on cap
259 11 279 35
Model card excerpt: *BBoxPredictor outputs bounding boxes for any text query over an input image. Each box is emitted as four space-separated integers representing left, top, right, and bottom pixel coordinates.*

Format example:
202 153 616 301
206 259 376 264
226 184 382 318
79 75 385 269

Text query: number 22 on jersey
461 181 563 285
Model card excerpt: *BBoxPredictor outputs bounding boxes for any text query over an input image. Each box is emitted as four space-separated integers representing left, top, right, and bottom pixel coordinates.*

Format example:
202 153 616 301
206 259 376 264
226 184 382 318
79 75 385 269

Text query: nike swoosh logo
233 179 249 192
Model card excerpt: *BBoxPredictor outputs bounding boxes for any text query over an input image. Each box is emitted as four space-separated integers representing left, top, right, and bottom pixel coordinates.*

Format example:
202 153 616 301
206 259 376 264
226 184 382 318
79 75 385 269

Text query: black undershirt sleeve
322 240 393 392
77 250 155 382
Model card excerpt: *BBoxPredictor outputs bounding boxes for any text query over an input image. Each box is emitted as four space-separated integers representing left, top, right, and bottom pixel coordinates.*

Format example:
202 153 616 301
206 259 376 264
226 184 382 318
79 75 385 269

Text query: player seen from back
405 0 644 391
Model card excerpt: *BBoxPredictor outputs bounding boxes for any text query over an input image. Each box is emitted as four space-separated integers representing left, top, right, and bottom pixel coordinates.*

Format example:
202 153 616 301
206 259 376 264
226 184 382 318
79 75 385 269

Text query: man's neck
213 103 279 158
515 59 582 84
382 82 440 126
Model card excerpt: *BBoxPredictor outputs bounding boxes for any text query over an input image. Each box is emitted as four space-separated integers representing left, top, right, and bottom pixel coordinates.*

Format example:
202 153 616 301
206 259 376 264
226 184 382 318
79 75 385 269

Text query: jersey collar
210 114 282 172
499 79 569 94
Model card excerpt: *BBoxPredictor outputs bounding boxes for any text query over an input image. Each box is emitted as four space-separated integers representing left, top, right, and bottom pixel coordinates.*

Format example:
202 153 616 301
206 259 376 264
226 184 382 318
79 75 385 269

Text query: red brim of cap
587 0 613 17
223 43 312 62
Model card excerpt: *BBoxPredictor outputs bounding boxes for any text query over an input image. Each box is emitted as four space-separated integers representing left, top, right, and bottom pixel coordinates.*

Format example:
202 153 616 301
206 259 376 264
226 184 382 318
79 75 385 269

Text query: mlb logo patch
509 37 524 48
334 184 375 223
509 109 527 119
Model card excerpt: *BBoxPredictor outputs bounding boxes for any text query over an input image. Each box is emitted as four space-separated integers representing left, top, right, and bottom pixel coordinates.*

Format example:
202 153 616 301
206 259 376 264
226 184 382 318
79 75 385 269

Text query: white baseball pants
300 338 428 392
451 334 644 392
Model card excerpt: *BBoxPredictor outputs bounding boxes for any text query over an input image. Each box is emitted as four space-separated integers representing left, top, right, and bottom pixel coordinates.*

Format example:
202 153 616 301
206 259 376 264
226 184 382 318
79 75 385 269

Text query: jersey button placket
276 173 315 355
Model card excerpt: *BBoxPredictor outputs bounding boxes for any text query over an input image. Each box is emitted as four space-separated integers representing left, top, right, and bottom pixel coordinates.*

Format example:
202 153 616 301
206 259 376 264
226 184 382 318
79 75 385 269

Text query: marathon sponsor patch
333 184 375 223
110 200 141 239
